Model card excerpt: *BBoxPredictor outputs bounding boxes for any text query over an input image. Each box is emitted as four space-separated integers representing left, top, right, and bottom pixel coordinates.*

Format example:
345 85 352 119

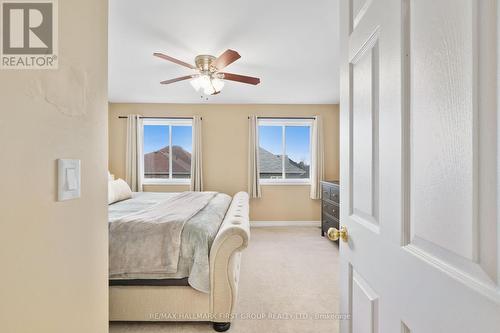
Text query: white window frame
142 118 193 185
258 118 313 185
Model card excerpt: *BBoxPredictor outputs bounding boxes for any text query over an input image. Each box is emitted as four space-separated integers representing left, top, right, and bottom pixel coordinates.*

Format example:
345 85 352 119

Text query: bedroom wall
0 0 108 332
108 103 339 221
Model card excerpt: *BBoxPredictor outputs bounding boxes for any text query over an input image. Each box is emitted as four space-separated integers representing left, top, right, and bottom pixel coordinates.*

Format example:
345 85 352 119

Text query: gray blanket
109 192 231 293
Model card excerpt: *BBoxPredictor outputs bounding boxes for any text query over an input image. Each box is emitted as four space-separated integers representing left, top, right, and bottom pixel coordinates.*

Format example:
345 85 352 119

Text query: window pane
143 125 170 179
259 126 283 179
172 126 192 179
285 126 310 179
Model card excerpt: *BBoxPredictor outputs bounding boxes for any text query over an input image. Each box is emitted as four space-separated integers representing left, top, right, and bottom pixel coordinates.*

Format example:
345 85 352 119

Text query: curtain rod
248 116 316 120
118 116 201 120
118 116 313 120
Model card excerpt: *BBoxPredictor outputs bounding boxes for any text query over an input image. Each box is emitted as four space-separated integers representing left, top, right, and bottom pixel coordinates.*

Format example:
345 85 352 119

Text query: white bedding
108 192 232 293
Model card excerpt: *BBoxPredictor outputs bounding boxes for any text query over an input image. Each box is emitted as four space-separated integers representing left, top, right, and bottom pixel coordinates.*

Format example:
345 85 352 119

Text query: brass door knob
327 226 348 242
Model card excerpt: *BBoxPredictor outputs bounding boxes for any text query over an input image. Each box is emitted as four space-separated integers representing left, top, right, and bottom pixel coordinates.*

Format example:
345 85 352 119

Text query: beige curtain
248 115 261 198
310 115 324 199
190 116 203 191
125 115 143 192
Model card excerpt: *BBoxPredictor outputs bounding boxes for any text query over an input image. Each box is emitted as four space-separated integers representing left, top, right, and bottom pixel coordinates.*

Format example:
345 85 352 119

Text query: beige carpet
110 226 340 333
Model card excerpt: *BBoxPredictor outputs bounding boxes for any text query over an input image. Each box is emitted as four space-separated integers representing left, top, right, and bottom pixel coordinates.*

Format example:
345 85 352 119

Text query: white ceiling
108 0 339 104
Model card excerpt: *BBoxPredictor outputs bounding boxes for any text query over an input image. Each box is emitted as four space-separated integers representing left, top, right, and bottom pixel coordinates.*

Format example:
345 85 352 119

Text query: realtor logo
1 0 58 69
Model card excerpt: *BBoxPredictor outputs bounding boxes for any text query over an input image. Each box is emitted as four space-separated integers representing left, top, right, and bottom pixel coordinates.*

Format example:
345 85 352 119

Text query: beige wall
0 1 108 332
109 104 339 221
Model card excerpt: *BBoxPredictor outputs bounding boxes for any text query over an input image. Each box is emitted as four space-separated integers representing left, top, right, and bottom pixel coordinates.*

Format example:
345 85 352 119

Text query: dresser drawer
329 186 339 203
322 184 339 203
322 201 339 220
320 181 340 237
322 187 330 201
322 215 339 233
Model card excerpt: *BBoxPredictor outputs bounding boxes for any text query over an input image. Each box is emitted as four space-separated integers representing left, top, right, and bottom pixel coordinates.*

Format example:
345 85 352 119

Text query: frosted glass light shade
199 75 211 90
212 78 225 92
190 74 224 95
190 78 201 91
203 85 215 95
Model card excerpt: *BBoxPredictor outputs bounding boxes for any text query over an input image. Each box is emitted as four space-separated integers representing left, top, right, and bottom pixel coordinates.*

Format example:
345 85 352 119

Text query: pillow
108 179 132 205
108 171 115 181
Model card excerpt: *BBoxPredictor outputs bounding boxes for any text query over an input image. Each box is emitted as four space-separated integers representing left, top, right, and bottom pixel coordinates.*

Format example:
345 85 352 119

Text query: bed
108 190 250 332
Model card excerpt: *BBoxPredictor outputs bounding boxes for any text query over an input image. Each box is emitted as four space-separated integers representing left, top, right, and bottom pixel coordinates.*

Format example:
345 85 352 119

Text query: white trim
142 118 193 184
258 118 314 127
168 122 173 181
142 179 190 185
260 179 311 185
258 118 313 183
142 118 193 126
250 221 321 227
497 0 500 287
282 125 286 178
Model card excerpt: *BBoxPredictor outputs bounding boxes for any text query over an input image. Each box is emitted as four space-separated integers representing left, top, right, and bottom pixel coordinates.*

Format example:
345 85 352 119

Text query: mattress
108 192 232 293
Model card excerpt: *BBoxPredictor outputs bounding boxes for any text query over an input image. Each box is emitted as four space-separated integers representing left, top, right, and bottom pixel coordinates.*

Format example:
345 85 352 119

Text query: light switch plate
58 159 81 201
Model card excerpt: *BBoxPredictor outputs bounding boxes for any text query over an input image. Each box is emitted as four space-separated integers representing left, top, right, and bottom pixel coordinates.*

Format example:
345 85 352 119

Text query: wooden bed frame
109 191 250 332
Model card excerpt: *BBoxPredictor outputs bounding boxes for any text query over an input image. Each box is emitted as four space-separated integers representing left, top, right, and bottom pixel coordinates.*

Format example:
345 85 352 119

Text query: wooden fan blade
213 49 241 70
154 52 196 69
160 75 194 85
221 72 260 85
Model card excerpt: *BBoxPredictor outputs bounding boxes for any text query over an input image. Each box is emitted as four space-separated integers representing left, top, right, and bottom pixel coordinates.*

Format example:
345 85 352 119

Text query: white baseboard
250 221 321 228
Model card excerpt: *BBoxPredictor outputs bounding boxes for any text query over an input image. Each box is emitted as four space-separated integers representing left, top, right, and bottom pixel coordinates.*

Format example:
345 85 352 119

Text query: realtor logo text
1 0 58 69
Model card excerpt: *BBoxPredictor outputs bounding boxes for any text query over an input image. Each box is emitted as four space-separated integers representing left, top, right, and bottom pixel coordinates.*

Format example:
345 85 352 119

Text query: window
258 118 312 184
142 118 193 184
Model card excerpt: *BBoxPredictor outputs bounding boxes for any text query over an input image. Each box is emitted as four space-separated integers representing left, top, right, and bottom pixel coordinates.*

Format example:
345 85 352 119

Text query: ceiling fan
153 49 261 96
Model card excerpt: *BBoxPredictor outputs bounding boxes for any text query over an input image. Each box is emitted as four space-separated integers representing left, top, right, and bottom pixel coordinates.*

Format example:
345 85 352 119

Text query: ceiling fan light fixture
212 78 225 92
190 74 211 93
155 49 260 95
203 84 216 95
190 76 201 91
191 74 224 95
199 74 211 89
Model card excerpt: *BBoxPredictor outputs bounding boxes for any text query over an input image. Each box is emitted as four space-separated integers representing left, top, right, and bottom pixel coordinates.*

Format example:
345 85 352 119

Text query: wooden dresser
321 180 340 237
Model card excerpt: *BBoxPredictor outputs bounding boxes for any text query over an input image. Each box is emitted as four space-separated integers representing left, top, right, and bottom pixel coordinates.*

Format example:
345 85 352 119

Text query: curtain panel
125 115 143 192
310 115 324 199
248 115 262 198
190 116 203 191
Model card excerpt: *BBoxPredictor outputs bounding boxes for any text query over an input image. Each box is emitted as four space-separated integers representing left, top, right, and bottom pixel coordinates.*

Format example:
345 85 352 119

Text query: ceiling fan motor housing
195 55 217 72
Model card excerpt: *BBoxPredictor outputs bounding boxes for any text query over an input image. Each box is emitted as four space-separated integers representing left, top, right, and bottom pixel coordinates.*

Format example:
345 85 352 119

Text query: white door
337 0 500 332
